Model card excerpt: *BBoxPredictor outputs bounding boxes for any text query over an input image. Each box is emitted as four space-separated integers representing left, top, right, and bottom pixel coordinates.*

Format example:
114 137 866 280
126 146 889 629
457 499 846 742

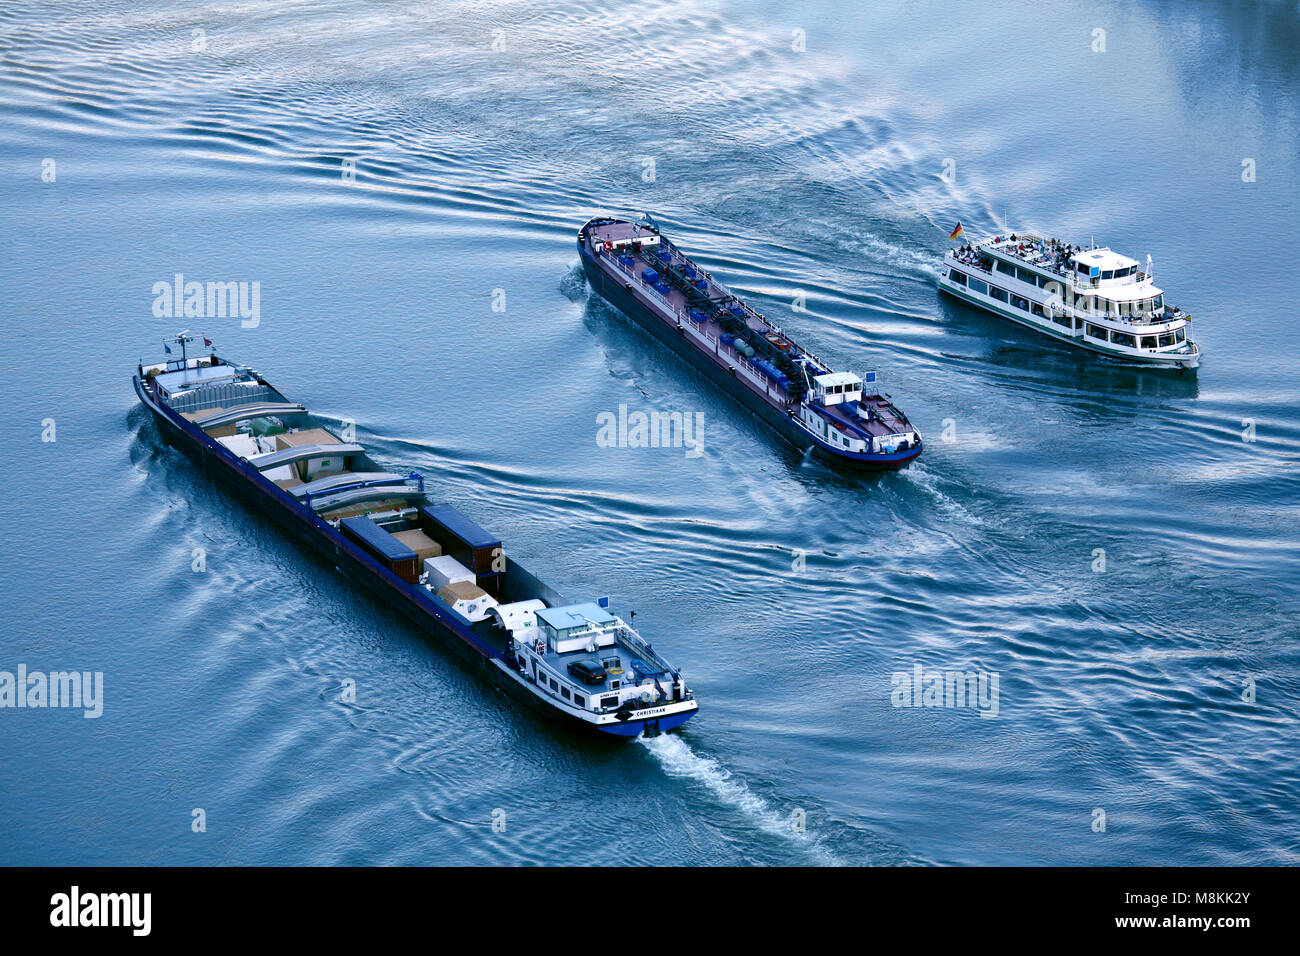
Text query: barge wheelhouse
939 233 1199 368
133 333 698 738
579 216 922 470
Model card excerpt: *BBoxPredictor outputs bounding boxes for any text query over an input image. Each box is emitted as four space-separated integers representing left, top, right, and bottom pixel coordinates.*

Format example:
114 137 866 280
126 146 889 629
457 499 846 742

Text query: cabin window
1053 315 1071 327
1017 267 1039 286
1111 332 1136 348
561 687 571 700
601 695 619 708
1031 303 1045 316
1158 332 1174 347
969 278 989 295
1101 270 1114 280
574 694 585 707
1012 296 1030 311
1141 336 1157 349
549 678 559 691
1174 328 1185 343
948 269 967 285
1153 295 1163 310
989 286 1008 303
1086 323 1107 339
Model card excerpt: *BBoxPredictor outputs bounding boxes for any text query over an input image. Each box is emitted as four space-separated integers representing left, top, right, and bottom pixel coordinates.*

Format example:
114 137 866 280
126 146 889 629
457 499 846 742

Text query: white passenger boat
939 232 1199 368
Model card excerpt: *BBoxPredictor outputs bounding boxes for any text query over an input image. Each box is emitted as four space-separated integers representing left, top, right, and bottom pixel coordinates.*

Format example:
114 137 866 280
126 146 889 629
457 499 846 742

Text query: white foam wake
638 734 842 865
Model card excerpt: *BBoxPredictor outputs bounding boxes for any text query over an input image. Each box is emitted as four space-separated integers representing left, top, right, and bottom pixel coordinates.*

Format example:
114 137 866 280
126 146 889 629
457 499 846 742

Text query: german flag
949 222 965 241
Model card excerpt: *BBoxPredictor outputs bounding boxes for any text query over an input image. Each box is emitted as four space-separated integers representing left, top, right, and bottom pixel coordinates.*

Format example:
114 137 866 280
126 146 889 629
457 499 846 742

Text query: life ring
607 667 625 676
603 241 612 252
534 639 545 655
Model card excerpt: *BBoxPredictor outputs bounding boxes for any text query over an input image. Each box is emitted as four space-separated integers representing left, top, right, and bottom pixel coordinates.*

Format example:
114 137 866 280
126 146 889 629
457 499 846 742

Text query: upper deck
978 234 1162 301
948 233 1192 331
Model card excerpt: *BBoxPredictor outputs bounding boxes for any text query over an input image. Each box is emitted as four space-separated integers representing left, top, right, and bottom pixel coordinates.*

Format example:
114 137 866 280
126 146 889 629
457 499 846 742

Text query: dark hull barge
579 217 922 470
134 335 698 738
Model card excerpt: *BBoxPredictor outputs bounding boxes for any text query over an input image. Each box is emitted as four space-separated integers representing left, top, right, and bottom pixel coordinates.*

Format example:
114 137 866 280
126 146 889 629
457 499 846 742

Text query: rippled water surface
2 0 1298 865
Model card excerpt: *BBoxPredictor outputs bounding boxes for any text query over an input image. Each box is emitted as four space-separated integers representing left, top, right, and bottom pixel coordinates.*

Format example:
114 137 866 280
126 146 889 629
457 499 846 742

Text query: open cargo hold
420 504 504 580
340 515 420 584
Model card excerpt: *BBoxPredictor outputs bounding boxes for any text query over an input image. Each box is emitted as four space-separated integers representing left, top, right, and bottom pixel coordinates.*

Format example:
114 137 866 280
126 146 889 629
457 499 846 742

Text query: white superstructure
939 233 1199 368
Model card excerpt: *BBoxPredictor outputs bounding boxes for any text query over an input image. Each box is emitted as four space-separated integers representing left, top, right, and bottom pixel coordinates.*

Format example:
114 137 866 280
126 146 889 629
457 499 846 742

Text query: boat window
969 278 988 295
948 269 967 285
1141 336 1157 349
561 687 571 700
1086 323 1107 339
1018 268 1040 286
1012 296 1030 311
549 678 559 691
601 695 618 708
989 286 1008 303
1153 295 1163 310
1112 332 1135 348
1158 332 1174 347
1053 315 1071 327
1101 270 1114 280
1174 328 1185 343
574 694 585 707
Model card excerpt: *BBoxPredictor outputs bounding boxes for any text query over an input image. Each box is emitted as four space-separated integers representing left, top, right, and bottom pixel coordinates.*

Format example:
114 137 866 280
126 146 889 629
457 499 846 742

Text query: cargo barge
579 216 922 470
134 333 698 738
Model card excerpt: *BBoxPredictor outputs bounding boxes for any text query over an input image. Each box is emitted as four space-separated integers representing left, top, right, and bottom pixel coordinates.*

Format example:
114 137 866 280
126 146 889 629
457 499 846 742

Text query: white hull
941 256 1201 371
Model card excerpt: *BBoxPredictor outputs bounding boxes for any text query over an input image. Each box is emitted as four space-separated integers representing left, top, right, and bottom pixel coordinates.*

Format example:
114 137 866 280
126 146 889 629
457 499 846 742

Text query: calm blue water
2 0 1298 866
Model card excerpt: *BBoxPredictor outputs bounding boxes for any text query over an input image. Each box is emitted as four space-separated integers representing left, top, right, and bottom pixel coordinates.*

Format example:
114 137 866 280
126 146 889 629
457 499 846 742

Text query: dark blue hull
133 373 692 740
579 242 921 472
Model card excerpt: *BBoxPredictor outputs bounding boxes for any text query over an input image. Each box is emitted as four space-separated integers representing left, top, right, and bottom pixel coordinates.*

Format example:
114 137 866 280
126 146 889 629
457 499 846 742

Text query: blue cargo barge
579 216 922 470
133 333 698 738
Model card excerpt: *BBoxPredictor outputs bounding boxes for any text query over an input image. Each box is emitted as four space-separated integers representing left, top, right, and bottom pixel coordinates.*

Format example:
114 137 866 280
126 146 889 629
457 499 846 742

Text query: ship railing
608 251 682 315
616 625 674 675
1049 300 1187 328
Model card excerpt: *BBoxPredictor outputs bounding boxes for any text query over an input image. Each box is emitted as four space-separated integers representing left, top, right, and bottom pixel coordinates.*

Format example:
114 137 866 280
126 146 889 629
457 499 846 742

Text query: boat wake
558 260 590 303
637 734 843 865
